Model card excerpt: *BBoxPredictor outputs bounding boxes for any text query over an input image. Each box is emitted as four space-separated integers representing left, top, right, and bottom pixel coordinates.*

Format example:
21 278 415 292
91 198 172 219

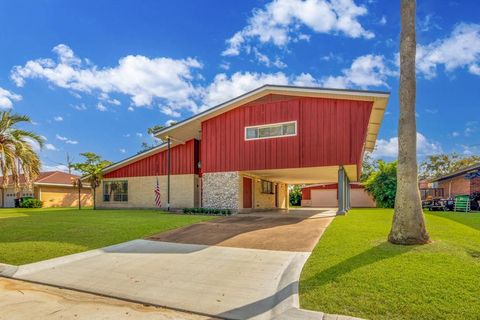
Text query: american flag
154 178 161 207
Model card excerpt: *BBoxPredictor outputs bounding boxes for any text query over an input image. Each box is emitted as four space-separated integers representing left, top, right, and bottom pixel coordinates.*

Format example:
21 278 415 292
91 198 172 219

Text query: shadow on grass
301 241 414 289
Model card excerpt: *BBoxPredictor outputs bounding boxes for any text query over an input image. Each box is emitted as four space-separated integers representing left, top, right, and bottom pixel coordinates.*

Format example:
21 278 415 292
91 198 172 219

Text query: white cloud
55 134 67 141
45 143 57 151
0 87 21 109
96 103 107 112
464 121 478 137
321 54 393 89
253 48 287 68
56 134 78 145
379 15 387 25
53 116 63 122
219 62 230 70
222 0 373 56
160 106 181 117
119 148 126 154
99 92 121 105
371 132 442 158
201 72 289 108
136 132 143 137
72 103 87 111
416 23 480 78
11 44 203 113
452 131 460 137
127 106 134 112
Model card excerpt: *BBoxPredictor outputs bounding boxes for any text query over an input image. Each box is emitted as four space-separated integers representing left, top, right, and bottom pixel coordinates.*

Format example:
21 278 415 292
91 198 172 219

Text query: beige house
0 171 93 208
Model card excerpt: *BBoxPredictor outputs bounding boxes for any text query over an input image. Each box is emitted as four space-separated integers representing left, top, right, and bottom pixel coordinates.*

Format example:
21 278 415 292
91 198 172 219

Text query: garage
301 183 376 208
310 189 338 207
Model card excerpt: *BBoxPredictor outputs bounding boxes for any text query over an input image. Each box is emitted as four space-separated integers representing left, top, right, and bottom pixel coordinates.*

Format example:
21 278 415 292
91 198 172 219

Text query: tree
0 112 43 189
420 153 480 180
139 122 177 152
289 185 302 206
364 160 397 208
360 152 379 182
72 152 112 210
389 0 429 245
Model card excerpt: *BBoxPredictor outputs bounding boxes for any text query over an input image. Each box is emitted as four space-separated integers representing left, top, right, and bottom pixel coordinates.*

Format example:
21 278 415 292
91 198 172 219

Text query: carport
240 164 354 214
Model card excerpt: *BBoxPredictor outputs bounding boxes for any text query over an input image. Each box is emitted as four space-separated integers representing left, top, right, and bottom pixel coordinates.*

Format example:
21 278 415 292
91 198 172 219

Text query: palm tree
389 0 429 245
0 112 43 189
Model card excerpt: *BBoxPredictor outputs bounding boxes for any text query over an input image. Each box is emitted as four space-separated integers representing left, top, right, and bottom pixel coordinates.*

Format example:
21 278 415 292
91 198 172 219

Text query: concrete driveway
6 209 335 320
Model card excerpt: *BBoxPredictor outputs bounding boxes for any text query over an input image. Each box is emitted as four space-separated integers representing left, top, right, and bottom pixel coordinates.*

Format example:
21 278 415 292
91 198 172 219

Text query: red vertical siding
104 139 197 178
201 96 372 173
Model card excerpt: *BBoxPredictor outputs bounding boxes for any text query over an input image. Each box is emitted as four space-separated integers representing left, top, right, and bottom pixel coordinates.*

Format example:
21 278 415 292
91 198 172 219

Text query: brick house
430 164 480 198
301 183 376 208
0 171 92 208
97 85 389 214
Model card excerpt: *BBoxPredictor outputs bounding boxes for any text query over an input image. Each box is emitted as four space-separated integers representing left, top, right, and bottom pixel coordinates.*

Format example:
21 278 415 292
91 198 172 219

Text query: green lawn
0 208 215 265
300 208 480 320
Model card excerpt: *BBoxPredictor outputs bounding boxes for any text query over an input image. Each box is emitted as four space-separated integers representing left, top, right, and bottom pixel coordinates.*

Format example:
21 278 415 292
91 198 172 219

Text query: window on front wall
103 181 128 202
261 180 273 194
245 121 296 140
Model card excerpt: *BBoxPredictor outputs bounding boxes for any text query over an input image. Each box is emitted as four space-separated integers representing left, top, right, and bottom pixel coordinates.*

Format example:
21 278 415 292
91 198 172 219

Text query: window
103 181 128 202
245 121 297 140
261 180 273 194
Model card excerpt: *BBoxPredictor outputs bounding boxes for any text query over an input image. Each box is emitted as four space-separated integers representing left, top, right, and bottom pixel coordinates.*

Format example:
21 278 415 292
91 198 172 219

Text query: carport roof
154 84 390 152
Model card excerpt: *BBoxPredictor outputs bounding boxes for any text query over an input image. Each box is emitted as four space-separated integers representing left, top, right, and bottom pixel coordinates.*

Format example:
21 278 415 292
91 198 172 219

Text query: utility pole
66 153 74 174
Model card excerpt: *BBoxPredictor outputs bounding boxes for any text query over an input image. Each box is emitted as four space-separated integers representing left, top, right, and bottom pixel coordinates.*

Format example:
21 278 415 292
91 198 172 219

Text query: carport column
346 175 351 210
337 166 347 215
167 136 171 211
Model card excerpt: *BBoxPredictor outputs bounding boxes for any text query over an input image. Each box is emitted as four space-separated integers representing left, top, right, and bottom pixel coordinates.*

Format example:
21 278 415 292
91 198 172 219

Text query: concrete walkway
0 278 208 320
4 209 336 320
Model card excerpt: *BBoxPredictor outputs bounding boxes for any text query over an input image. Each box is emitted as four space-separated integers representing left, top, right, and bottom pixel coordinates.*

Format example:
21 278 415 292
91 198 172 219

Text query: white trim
244 120 297 141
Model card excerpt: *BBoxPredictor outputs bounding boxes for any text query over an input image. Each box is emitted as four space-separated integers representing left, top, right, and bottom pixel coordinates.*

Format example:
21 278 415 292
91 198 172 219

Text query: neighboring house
98 85 389 213
301 183 376 208
429 163 480 198
0 171 92 208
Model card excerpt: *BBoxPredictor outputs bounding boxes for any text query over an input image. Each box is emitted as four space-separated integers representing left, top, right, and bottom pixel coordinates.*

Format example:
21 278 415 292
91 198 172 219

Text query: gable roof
0 171 86 187
430 163 480 182
154 84 390 152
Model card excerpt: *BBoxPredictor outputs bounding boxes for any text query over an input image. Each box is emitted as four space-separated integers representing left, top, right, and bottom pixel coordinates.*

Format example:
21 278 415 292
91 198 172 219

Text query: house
0 171 93 208
98 85 389 214
301 183 376 208
429 163 480 198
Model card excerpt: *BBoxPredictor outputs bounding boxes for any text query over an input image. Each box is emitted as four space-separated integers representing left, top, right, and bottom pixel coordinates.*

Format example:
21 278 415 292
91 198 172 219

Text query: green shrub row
20 198 43 208
182 207 232 215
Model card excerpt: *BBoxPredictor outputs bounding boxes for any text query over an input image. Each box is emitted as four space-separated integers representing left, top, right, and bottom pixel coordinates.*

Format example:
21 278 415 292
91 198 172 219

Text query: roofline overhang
154 84 390 152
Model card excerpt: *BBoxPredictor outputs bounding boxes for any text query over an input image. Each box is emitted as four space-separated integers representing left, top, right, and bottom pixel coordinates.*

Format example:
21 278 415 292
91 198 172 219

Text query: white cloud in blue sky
1 0 479 167
222 0 374 57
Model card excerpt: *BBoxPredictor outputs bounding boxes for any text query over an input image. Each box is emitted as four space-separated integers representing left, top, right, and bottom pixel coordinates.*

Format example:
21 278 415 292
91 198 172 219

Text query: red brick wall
438 176 471 197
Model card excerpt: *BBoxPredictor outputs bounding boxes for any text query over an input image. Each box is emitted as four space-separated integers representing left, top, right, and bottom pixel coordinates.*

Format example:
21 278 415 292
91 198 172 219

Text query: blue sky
0 0 479 171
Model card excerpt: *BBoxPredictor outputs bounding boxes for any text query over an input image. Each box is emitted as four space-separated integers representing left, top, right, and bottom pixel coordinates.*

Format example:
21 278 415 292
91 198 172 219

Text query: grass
0 207 215 265
300 208 480 320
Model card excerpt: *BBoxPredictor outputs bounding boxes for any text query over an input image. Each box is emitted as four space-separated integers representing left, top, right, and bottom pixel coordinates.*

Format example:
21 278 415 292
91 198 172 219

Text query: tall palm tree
0 112 43 190
389 0 429 245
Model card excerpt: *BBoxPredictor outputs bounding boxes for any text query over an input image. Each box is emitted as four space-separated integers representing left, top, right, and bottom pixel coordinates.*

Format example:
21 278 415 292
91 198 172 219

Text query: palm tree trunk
389 0 429 245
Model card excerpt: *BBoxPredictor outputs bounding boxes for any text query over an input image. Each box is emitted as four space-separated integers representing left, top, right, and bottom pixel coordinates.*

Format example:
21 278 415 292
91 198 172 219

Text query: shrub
20 198 43 208
363 160 397 208
182 208 232 215
289 185 302 206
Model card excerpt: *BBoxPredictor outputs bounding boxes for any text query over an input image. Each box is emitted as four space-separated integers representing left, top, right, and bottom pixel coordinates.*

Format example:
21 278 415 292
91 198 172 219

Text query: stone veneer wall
202 172 240 210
